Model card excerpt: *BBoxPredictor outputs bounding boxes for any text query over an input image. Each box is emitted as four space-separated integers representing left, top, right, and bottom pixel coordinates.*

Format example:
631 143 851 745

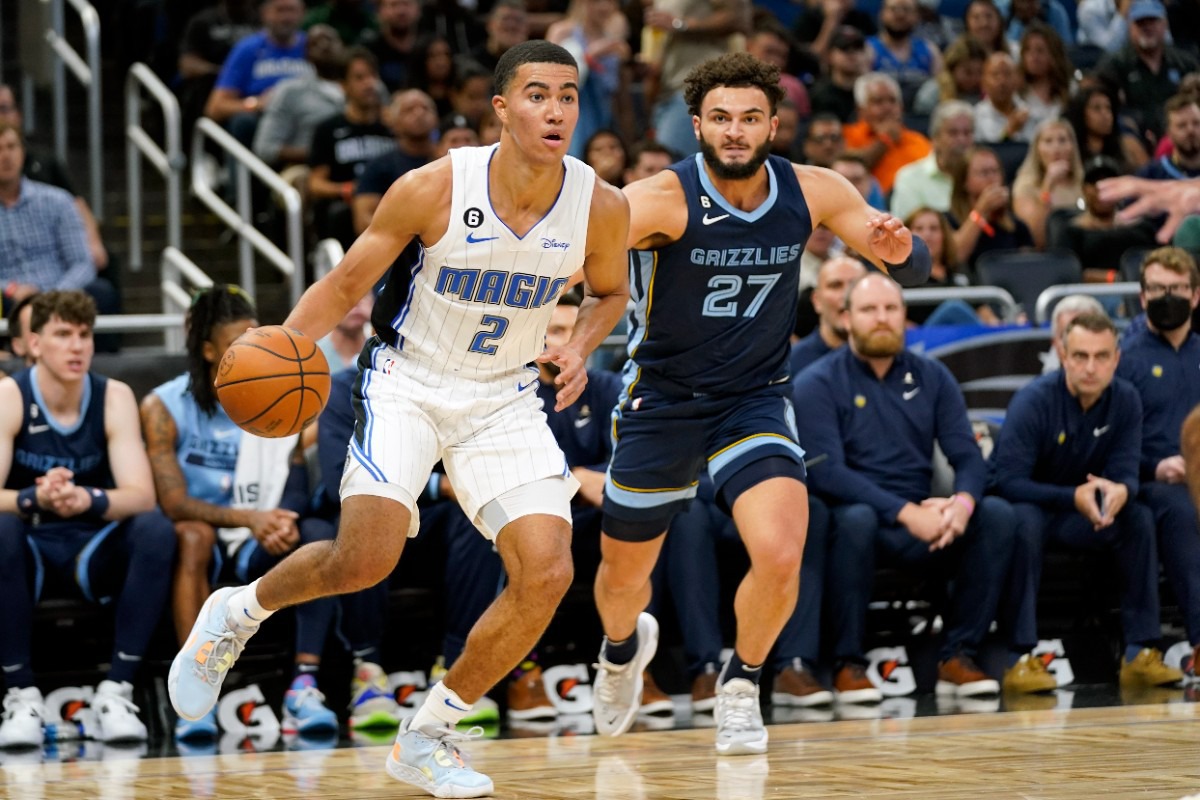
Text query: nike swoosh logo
466 232 499 244
213 428 239 439
574 417 591 428
702 213 730 225
1093 425 1110 437
902 388 920 400
517 378 537 392
444 698 468 711
28 424 50 434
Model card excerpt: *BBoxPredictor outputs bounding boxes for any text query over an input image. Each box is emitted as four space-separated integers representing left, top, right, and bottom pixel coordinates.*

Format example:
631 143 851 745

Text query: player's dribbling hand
865 214 913 265
537 345 588 411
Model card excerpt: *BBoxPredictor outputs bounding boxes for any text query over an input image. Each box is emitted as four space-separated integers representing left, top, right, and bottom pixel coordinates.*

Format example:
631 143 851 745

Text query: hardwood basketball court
4 702 1199 799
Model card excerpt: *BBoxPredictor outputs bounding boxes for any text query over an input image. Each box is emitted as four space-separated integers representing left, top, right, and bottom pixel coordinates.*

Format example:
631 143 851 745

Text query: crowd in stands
6 0 1200 752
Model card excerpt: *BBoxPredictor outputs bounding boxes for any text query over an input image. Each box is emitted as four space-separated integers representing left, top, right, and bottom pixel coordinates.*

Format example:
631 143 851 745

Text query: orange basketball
215 325 330 438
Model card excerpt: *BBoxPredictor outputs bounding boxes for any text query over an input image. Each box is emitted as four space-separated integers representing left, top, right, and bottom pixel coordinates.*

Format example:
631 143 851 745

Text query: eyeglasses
808 133 842 144
1143 282 1194 298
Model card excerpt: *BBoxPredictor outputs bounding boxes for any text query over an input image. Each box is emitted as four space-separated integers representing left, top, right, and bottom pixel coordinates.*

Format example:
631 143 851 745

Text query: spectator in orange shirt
842 72 932 194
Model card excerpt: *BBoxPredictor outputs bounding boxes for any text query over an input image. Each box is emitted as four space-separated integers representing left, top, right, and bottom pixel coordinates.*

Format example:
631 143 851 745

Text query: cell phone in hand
1095 487 1107 519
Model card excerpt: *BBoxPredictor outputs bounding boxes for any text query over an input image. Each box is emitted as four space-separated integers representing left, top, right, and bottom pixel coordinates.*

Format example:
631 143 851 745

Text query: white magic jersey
386 144 595 377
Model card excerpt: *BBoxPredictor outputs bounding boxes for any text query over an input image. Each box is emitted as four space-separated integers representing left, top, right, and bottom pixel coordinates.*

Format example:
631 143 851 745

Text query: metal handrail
190 117 305 309
46 0 103 218
0 314 186 339
902 285 1020 322
1033 282 1141 326
126 63 184 276
312 238 344 281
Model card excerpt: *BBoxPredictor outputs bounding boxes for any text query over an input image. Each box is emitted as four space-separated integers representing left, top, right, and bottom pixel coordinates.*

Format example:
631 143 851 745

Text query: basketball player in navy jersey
169 40 629 798
0 291 176 748
591 52 931 755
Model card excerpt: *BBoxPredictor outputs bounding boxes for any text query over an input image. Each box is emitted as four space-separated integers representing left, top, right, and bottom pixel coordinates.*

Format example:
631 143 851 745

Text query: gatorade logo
865 646 917 696
1032 639 1074 687
544 664 593 714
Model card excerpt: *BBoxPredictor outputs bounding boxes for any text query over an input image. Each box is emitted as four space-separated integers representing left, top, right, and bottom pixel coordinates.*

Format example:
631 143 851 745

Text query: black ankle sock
719 652 763 686
603 631 640 665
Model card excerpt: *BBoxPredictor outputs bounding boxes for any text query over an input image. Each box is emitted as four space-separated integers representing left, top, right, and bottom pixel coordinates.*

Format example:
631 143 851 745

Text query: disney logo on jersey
435 267 570 309
540 237 570 251
690 243 802 268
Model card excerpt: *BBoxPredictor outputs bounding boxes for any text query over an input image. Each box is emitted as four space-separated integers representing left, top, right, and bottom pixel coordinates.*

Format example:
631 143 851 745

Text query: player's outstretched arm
797 165 931 287
284 159 452 341
540 181 631 411
101 380 158 519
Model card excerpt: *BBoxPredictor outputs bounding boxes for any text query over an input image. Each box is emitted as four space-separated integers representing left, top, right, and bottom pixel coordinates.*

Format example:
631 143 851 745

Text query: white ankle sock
410 681 472 732
230 580 274 628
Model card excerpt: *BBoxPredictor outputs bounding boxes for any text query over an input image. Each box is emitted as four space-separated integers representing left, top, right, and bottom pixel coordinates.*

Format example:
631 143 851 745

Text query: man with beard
359 0 421 91
865 0 941 106
1136 94 1200 183
1116 247 1200 682
795 274 1015 703
590 53 930 756
991 311 1184 692
789 255 866 377
1096 0 1199 144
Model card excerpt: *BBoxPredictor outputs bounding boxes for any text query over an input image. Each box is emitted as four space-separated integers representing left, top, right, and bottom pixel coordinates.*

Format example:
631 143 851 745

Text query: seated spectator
990 311 1185 692
995 0 1073 48
546 0 630 160
1076 0 1128 52
833 153 887 210
1012 118 1085 249
891 100 975 221
1066 156 1158 277
1017 22 1071 132
746 22 810 120
1041 294 1106 373
307 47 395 248
0 291 176 748
964 0 1015 56
795 274 1016 703
1065 86 1151 174
948 145 1034 269
204 0 312 148
406 34 458 118
773 100 803 160
448 62 496 130
802 113 845 167
140 286 392 741
790 255 867 376
792 0 877 67
4 292 37 368
583 130 628 188
478 108 503 146
809 26 869 124
800 225 844 291
624 142 677 185
0 85 109 275
975 51 1035 143
359 0 421 92
842 72 932 194
317 291 374 370
436 113 482 155
866 0 942 106
177 0 260 144
352 89 437 235
912 34 987 115
469 0 530 75
303 0 376 45
1136 94 1200 182
1094 0 1199 145
1116 247 1200 682
252 24 348 169
0 126 118 319
905 207 1001 326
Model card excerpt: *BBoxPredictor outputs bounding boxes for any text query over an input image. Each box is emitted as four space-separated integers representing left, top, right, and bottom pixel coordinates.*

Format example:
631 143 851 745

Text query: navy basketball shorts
602 380 806 541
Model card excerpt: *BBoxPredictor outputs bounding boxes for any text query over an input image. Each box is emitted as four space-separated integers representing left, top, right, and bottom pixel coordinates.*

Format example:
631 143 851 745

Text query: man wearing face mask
1116 246 1200 682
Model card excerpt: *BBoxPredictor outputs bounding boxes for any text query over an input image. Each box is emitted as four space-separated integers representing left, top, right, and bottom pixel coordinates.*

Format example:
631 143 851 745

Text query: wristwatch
672 17 688 31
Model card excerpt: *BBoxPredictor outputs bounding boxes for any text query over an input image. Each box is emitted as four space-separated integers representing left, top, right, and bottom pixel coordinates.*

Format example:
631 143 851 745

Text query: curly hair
683 52 786 118
186 284 258 416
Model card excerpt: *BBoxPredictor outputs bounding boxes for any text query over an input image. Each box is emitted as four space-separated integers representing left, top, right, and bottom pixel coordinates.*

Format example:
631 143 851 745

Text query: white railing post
45 0 103 218
125 63 183 276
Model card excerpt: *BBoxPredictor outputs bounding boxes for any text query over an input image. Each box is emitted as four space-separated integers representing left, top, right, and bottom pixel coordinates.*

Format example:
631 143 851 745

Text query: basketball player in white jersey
168 40 629 798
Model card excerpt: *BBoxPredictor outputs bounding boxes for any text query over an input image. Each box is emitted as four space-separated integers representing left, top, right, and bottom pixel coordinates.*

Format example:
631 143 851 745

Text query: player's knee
175 520 217 569
330 545 397 592
515 551 574 604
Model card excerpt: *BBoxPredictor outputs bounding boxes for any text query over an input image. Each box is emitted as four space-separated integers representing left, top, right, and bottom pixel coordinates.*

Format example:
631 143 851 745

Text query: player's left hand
865 214 913 265
537 345 588 411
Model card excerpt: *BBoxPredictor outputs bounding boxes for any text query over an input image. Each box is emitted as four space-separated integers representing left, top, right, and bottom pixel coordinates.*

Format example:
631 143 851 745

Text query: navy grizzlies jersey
6 368 113 525
627 153 812 394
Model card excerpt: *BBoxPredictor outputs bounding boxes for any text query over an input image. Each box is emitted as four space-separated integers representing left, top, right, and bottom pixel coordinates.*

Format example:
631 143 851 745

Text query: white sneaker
593 613 659 737
714 678 768 756
349 662 403 730
0 687 46 749
91 681 148 743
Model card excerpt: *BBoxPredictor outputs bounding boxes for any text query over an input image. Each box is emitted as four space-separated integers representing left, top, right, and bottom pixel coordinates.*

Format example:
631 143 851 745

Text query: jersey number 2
469 314 509 354
702 274 780 318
